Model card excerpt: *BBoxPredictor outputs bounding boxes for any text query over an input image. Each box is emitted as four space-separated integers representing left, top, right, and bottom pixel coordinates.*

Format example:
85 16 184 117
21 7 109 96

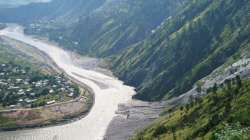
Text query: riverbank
0 36 94 131
0 25 135 140
104 100 164 140
0 92 92 131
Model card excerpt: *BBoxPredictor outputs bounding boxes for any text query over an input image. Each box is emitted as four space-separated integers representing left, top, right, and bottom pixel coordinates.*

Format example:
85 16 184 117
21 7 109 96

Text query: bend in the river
0 25 135 140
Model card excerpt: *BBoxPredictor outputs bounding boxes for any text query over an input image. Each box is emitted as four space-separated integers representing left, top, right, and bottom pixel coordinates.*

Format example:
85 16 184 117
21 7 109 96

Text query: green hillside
0 0 249 139
1 0 249 103
19 0 250 102
131 77 250 140
69 0 187 56
0 43 39 70
111 0 250 101
21 0 187 56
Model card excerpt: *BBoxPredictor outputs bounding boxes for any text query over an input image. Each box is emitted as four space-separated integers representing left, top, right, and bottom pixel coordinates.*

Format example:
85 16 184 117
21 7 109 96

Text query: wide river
0 25 135 140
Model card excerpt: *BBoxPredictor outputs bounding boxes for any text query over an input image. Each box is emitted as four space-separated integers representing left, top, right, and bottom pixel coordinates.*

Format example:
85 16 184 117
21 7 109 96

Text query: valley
0 0 249 140
0 25 135 140
0 27 92 131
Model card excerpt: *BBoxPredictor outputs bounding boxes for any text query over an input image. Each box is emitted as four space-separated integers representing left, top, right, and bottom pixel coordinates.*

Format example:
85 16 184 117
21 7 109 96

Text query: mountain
16 0 187 55
0 0 250 139
69 0 187 56
111 0 250 101
0 0 51 8
0 0 249 103
131 77 250 140
0 0 105 25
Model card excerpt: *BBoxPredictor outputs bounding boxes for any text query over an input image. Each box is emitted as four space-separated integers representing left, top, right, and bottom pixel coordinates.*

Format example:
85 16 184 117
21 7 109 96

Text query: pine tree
236 75 242 88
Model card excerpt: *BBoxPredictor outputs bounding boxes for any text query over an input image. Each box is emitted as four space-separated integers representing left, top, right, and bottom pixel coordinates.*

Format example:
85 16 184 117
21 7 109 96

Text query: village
0 63 81 110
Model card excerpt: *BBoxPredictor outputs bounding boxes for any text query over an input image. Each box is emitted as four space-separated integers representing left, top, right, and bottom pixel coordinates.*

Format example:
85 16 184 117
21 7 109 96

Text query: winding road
0 25 135 140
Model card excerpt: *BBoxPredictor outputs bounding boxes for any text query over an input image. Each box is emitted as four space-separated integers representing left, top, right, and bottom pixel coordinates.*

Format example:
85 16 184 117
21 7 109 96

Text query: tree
223 103 231 117
153 125 168 137
213 83 218 94
236 75 242 88
196 82 202 93
185 104 190 112
171 126 177 140
225 79 232 90
180 106 184 111
40 88 49 96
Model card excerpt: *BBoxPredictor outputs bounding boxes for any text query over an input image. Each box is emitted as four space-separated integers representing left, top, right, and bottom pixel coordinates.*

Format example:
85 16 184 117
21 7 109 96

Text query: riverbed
0 25 136 140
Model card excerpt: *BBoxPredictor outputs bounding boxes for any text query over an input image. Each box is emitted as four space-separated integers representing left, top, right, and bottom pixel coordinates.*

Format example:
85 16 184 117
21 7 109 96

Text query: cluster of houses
0 63 80 109
28 22 79 47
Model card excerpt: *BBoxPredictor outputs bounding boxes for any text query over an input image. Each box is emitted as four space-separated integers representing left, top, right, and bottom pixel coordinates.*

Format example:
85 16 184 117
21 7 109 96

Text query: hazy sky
0 0 51 6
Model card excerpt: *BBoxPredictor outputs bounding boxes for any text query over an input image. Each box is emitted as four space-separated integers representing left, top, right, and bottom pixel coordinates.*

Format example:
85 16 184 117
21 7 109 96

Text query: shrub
212 123 249 140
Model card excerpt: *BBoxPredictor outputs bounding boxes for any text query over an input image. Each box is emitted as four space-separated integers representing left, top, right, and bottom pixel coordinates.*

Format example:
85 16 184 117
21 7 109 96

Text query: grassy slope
111 0 250 101
0 43 40 70
131 78 250 140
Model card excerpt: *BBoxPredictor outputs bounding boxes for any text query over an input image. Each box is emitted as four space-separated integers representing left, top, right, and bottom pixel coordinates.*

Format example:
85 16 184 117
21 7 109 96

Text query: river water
0 25 135 140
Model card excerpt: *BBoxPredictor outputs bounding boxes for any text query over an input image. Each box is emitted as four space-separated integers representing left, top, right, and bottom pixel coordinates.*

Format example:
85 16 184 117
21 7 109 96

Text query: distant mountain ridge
0 0 51 8
0 0 249 102
13 0 187 56
0 0 105 25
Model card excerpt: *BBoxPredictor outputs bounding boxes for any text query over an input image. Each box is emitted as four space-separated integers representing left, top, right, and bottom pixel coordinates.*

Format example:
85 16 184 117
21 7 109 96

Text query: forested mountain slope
0 0 249 103
69 0 187 56
0 0 187 57
132 77 250 140
0 0 249 139
111 0 250 101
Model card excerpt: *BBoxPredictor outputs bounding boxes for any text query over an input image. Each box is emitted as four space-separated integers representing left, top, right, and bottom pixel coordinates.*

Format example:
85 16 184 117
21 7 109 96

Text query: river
0 25 135 140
